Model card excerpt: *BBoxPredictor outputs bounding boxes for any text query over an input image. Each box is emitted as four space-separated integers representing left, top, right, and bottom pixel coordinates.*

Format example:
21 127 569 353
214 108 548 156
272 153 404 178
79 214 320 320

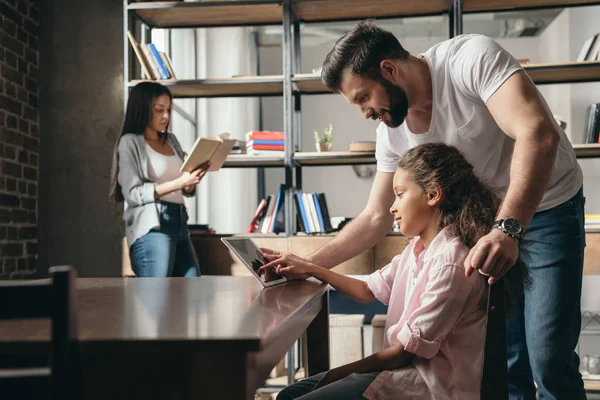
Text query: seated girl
259 142 528 400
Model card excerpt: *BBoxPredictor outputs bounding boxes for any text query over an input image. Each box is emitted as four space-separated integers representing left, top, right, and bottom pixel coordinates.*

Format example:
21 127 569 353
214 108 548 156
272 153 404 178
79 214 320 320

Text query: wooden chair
480 277 508 400
0 265 80 400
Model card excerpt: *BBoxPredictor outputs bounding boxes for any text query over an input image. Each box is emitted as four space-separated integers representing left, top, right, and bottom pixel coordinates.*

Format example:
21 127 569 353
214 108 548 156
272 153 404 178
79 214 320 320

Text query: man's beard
378 77 409 128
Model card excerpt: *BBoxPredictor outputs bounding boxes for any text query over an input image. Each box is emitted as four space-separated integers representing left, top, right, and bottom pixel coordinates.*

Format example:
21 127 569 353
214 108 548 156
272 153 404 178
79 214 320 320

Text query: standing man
307 20 586 399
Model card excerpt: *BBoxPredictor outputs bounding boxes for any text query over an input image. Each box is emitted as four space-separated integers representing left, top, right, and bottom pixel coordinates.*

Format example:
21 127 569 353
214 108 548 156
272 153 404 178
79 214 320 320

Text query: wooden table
0 276 330 400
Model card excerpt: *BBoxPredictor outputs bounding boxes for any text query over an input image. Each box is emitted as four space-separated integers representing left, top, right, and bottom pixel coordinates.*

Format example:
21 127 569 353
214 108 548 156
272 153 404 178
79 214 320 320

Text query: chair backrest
0 265 80 400
480 277 508 400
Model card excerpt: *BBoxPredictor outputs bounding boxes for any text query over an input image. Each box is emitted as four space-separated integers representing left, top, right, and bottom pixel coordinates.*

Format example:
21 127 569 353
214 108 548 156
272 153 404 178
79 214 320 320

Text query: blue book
147 43 170 79
296 193 311 234
312 193 326 233
248 140 285 146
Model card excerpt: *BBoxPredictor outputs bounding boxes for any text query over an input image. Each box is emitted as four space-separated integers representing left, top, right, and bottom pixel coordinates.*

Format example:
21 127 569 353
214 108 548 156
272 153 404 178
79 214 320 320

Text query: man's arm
486 70 559 228
305 171 395 269
465 70 560 281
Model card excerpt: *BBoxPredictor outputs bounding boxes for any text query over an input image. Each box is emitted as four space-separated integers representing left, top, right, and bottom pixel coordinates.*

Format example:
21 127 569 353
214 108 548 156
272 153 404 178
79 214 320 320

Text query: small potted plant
314 124 333 152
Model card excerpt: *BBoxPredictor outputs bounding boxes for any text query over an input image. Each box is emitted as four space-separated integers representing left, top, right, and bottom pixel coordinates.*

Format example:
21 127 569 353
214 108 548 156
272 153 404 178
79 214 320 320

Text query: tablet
221 237 287 287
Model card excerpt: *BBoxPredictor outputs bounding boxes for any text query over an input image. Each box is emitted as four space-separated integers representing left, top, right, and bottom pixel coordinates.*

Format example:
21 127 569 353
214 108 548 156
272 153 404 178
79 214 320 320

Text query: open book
180 132 237 173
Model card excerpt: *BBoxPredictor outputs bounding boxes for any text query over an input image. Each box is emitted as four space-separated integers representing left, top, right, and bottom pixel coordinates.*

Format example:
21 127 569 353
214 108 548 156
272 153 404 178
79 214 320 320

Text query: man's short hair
321 19 410 92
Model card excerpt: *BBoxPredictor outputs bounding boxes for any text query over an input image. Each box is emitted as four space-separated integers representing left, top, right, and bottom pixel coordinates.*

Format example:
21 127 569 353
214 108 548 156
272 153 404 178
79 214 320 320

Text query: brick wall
0 0 39 279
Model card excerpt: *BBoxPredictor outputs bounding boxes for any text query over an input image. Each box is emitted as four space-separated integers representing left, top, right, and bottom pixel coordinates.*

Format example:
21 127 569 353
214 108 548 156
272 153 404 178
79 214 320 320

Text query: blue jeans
277 372 379 400
507 187 586 399
129 202 200 278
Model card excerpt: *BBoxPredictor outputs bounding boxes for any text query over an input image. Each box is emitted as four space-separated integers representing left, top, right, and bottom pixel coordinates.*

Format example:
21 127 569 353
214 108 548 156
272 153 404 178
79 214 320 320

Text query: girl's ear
427 183 442 206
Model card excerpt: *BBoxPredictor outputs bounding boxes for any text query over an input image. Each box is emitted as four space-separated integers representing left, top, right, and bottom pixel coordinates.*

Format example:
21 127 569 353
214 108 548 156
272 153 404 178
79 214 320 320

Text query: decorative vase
316 142 332 152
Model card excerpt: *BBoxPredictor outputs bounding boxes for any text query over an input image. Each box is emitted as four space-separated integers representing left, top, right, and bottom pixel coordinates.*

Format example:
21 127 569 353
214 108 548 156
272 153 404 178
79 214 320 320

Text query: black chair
480 277 508 400
0 265 80 400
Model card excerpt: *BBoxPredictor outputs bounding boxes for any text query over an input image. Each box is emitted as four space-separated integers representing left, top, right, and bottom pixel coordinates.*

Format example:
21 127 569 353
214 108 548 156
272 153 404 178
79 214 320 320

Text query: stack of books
245 131 284 156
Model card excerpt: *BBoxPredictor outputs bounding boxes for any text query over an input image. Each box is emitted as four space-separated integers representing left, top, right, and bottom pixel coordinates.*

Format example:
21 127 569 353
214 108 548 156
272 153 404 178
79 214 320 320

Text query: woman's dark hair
109 81 173 202
397 143 531 314
321 19 410 92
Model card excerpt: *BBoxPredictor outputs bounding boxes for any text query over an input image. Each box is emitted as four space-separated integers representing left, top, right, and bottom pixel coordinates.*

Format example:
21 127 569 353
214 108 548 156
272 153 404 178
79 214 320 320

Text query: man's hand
464 228 519 284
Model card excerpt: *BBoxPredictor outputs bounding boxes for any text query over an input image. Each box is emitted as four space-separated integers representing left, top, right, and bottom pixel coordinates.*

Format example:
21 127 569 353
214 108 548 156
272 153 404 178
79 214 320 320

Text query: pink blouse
363 227 487 400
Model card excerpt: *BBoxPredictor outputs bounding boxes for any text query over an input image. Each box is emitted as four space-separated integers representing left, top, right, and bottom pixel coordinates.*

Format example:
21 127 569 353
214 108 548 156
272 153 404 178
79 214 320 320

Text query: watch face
503 218 521 234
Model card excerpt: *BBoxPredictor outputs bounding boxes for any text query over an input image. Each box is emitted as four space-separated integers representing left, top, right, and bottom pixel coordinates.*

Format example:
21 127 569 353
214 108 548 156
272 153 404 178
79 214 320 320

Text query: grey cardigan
117 133 194 247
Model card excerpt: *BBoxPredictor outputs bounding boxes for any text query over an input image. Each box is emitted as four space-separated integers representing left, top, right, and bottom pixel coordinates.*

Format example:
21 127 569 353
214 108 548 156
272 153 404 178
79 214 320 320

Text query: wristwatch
492 218 523 240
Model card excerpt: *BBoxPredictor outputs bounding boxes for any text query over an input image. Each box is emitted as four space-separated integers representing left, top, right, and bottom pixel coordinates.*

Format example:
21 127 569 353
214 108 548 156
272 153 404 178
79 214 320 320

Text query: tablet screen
223 238 286 284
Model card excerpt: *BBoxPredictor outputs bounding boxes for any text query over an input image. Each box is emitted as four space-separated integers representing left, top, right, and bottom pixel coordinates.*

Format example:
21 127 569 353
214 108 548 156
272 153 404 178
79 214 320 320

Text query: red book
249 145 285 151
247 199 267 233
245 131 285 141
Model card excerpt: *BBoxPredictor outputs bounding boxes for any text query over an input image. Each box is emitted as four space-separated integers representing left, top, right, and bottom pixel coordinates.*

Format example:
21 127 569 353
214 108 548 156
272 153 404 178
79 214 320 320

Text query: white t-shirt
145 142 184 204
376 33 583 212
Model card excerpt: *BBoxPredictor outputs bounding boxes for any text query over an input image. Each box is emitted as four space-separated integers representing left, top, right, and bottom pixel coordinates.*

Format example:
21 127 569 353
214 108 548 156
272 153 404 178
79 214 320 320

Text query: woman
110 81 208 277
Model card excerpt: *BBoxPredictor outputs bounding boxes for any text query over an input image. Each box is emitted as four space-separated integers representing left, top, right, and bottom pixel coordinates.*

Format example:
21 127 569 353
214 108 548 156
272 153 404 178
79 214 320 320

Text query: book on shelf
348 140 376 152
578 33 600 62
180 132 237 173
584 103 600 144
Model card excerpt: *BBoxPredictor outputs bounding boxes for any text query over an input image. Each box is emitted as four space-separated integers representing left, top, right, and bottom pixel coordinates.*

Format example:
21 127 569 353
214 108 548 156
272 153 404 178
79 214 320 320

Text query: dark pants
129 202 200 278
277 372 379 400
507 187 586 399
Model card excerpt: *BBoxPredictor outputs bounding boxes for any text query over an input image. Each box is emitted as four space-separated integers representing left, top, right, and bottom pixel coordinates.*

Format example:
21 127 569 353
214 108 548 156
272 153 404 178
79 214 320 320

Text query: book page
208 138 237 171
180 137 221 173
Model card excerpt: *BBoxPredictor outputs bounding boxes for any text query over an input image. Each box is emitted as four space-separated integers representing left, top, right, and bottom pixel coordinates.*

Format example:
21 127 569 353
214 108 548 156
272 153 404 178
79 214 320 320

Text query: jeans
277 372 379 400
507 187 586 399
129 201 200 278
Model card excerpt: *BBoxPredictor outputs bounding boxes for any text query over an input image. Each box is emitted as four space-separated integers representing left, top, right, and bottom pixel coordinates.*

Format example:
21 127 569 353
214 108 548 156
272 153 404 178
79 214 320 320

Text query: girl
259 143 528 400
110 81 208 277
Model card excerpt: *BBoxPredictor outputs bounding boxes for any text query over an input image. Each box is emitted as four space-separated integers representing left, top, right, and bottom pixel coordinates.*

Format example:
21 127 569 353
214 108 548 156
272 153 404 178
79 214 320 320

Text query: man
307 20 586 399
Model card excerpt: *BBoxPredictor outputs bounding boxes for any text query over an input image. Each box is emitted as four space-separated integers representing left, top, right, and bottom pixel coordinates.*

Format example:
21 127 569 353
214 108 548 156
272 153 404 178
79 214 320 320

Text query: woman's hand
178 161 210 190
258 249 318 280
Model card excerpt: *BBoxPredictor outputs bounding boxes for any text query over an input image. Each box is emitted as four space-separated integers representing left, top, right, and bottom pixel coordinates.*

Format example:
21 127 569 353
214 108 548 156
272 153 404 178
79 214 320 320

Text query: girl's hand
258 250 317 280
178 162 210 189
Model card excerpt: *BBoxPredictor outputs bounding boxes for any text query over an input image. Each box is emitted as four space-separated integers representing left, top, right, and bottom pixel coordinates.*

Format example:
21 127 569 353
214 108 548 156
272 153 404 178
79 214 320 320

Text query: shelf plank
129 62 600 98
585 379 600 391
524 61 600 84
129 0 600 28
129 76 283 98
222 154 284 168
129 1 283 28
464 0 600 13
574 143 600 158
294 0 448 22
294 151 376 166
295 62 600 93
293 74 329 94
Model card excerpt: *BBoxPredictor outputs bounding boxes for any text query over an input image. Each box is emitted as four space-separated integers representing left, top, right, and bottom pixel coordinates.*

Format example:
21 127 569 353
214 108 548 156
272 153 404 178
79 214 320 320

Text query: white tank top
145 142 184 204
